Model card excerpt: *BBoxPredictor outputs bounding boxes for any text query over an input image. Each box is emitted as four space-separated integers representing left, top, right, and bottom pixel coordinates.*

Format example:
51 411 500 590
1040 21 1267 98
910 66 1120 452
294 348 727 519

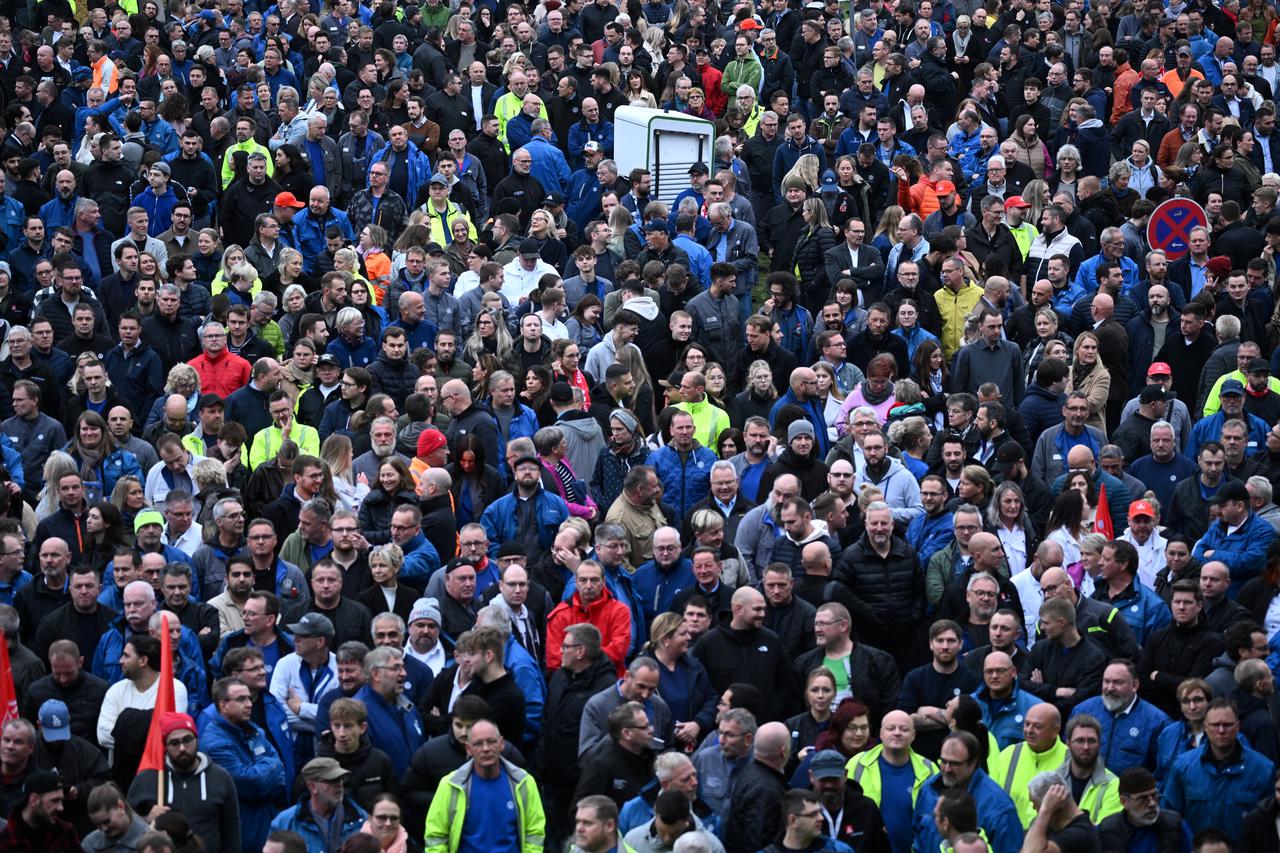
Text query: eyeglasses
372 814 401 823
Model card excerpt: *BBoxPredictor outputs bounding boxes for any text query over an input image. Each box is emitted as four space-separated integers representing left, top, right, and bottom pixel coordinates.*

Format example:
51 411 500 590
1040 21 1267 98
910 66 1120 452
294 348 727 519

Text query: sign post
1147 198 1209 260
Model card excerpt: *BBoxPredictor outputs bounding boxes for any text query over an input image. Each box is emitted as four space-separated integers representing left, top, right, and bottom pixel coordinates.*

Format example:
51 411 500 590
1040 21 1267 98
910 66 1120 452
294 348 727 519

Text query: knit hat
1205 256 1232 279
787 420 816 442
408 597 441 625
134 509 164 532
417 428 447 458
161 712 198 741
609 409 639 435
549 382 575 404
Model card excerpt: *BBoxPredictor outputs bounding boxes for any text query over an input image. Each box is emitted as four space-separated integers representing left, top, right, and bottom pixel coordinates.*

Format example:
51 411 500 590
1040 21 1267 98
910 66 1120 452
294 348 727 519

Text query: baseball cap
199 9 219 21
820 170 839 193
1128 499 1155 519
1139 384 1172 404
991 442 1025 474
1004 195 1030 210
150 160 171 177
810 749 848 779
1210 481 1251 505
643 219 670 233
25 770 62 795
134 509 164 533
424 242 445 255
739 18 762 29
287 612 335 639
1247 357 1271 374
688 162 709 175
316 353 341 369
1177 45 1191 56
38 699 70 742
1220 378 1246 396
544 191 566 206
512 453 542 471
409 597 441 625
549 381 575 404
274 191 305 209
935 180 957 194
519 238 542 259
583 141 602 153
1147 362 1172 376
429 173 448 186
301 757 350 782
197 393 224 410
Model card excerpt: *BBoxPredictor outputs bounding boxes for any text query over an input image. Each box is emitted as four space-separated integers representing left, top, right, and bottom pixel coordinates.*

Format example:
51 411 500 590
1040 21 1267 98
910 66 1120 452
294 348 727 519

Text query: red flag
137 614 177 773
0 638 17 725
1095 482 1115 541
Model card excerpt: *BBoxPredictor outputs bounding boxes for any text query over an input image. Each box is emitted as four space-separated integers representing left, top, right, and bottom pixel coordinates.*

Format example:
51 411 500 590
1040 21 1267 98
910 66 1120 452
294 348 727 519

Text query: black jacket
285 597 374 646
572 738 654 810
1022 636 1108 714
538 655 618 786
1099 809 1191 853
833 533 925 631
220 176 284 247
129 754 241 853
757 448 830 503
692 622 798 722
725 758 789 853
141 311 202 371
420 492 458 567
21 668 111 748
367 352 420 411
794 641 901 722
34 735 110 835
1234 689 1280 762
305 731 396 811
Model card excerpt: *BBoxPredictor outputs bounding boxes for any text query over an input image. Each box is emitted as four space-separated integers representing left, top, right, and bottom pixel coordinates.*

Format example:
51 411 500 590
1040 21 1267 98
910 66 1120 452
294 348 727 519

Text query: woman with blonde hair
794 197 836 313
871 205 905 263
264 247 308 296
730 359 778 427
607 206 634 257
812 361 845 442
1066 331 1110 434
358 546 418 621
36 450 80 521
145 363 201 428
1021 179 1052 228
320 433 370 511
784 153 822 194
211 243 250 295
645 611 717 747
616 344 658 436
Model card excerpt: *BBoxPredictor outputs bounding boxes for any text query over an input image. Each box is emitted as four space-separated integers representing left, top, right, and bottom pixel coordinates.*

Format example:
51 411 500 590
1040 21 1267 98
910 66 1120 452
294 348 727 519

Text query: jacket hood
558 410 602 436
1079 118 1104 130
789 519 832 546
625 295 660 321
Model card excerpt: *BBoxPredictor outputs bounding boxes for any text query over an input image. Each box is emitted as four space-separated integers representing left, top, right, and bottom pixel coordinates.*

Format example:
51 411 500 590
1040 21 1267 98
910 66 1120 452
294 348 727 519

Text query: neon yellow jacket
220 139 276 189
847 744 938 807
1203 370 1280 415
675 397 730 450
989 739 1068 827
1008 222 1039 262
422 200 478 246
1055 760 1122 824
424 759 545 853
494 93 549 153
935 282 984 359
249 422 320 471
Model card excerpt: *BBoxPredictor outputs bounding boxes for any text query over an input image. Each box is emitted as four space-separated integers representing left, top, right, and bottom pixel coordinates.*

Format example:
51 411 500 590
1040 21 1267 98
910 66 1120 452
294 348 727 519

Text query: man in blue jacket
1162 698 1273 843
202 675 288 852
1071 660 1171 774
292 187 354 276
1091 540 1171 646
1194 480 1278 596
971 651 1046 750
480 454 570 565
1187 380 1270 458
92 579 203 685
269 757 368 850
353 645 425 778
913 730 1024 853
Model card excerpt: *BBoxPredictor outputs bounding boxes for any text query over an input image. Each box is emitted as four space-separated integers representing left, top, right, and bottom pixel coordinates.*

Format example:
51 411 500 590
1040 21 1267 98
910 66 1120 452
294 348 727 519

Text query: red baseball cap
1004 196 1031 210
274 191 305 209
1128 500 1156 519
1147 362 1172 376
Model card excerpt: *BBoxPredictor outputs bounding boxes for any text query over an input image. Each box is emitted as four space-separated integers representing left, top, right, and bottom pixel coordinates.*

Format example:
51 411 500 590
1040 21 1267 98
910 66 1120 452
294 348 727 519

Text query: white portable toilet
613 106 717 206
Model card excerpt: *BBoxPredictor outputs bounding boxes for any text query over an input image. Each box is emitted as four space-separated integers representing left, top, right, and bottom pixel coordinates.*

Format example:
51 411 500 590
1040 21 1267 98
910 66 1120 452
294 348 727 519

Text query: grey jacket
579 682 673 756
703 220 759 296
733 500 780 584
1031 422 1108 484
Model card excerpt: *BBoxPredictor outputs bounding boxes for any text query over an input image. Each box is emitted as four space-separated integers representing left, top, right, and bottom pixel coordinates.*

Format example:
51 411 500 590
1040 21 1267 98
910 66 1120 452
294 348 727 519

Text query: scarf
859 378 893 406
360 820 407 853
1072 357 1098 385
76 439 106 487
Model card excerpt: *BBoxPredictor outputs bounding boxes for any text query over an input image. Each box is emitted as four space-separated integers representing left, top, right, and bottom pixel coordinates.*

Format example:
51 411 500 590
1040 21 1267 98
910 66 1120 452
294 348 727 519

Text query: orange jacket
187 349 252 398
1111 65 1141 125
545 587 632 675
1161 68 1204 99
898 175 943 218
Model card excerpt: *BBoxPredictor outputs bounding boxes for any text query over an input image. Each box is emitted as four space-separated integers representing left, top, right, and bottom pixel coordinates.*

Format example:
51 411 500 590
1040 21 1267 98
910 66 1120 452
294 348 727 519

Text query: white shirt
1120 528 1167 590
269 650 339 733
406 639 449 676
501 257 557 303
164 522 204 557
98 676 190 755
1009 568 1043 646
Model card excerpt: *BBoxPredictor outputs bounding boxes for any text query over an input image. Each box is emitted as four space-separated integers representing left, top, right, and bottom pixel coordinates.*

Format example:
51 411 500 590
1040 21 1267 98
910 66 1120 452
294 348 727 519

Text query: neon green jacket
675 397 730 449
847 744 938 807
495 93 549 153
424 759 546 853
1203 370 1280 415
990 739 1068 827
249 422 320 470
220 139 275 189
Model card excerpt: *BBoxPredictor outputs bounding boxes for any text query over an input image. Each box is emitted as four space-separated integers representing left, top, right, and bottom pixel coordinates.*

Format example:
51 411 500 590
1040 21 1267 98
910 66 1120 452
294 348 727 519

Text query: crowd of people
1 0 1280 852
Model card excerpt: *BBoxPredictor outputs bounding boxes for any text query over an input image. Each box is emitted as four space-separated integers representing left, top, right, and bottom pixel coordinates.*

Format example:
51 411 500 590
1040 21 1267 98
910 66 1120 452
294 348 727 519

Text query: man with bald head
769 365 831 458
1051 444 1131 534
849 711 935 853
989 703 1066 827
14 535 71 644
692 587 796 722
440 377 500 464
1038 567 1140 661
973 649 1045 749
735 473 801 578
726 720 792 853
938 531 1019 625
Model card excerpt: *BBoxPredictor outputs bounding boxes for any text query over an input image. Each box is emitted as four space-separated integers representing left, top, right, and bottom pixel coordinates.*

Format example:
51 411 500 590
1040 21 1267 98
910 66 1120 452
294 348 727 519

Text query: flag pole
157 767 165 809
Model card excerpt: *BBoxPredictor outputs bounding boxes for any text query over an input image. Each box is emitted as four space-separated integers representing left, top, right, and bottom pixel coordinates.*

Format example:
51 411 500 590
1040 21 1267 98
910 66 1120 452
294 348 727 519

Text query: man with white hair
1248 475 1280 532
1022 771 1098 852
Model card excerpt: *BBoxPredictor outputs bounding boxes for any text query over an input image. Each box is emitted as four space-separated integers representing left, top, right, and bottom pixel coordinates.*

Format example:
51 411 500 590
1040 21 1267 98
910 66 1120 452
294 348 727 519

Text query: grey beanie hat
610 409 640 434
788 420 816 442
